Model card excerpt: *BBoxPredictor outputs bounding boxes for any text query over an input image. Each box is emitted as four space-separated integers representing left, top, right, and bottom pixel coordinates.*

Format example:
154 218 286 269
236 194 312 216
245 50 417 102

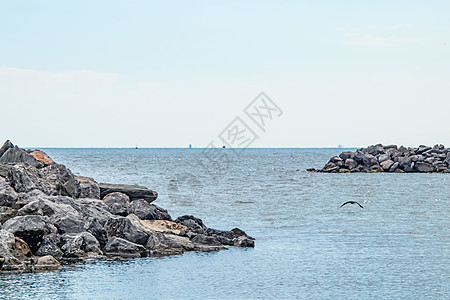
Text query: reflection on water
1 148 449 299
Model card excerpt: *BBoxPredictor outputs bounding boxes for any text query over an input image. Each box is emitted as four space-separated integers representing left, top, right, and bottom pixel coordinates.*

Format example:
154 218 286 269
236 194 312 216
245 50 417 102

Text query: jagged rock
35 233 63 259
29 150 54 165
99 183 158 202
104 237 147 258
344 158 357 169
380 160 394 171
145 232 186 256
378 154 391 163
76 176 100 199
414 162 435 173
0 140 14 158
233 235 255 248
0 146 43 168
191 234 226 252
175 215 207 234
0 163 16 178
127 199 172 220
2 215 57 253
0 206 17 224
34 255 62 271
7 165 53 195
105 216 149 245
0 177 18 207
60 232 102 261
103 192 130 216
39 164 80 198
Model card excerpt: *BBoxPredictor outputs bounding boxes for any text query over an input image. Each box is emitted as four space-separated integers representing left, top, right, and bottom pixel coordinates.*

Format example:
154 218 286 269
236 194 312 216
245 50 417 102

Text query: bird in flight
340 201 364 208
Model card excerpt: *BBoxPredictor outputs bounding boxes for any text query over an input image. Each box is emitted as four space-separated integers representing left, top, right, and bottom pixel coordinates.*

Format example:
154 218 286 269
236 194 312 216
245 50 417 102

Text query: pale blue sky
1 1 449 147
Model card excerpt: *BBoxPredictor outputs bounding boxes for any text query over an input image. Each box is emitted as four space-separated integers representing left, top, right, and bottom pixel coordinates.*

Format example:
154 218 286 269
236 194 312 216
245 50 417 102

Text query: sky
0 0 449 148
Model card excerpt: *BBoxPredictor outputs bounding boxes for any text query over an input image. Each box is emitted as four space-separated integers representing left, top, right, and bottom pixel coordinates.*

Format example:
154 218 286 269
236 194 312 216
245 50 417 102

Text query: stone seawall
315 144 450 173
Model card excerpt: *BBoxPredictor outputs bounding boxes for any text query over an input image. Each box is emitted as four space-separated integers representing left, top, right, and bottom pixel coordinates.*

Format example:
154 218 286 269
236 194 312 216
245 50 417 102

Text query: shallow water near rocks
1 148 449 299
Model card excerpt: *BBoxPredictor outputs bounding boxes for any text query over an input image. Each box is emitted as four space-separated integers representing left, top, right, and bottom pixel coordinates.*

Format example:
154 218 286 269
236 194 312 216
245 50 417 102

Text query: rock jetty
316 144 450 173
0 140 254 273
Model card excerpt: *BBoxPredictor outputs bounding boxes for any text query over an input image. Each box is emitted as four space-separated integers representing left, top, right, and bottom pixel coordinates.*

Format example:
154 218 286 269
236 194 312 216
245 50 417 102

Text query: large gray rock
0 177 18 207
380 160 394 171
105 216 149 245
414 162 435 173
0 140 14 159
2 215 57 253
0 206 17 224
35 233 63 259
175 215 207 234
99 183 157 203
34 255 62 271
104 237 147 258
60 232 102 261
7 164 80 198
344 158 358 169
145 232 186 256
76 176 100 199
103 192 130 216
0 163 15 178
0 146 43 168
127 199 172 220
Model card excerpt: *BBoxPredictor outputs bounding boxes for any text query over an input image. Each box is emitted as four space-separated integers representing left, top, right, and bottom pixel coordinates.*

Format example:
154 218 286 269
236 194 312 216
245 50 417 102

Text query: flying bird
340 201 363 208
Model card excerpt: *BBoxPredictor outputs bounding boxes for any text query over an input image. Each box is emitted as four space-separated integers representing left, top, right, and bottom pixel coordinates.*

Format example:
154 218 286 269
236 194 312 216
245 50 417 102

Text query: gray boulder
0 147 43 168
35 233 63 259
60 232 102 261
33 255 62 271
0 206 17 224
0 140 14 158
175 215 207 234
105 216 149 245
344 158 358 169
104 237 147 258
380 160 394 171
127 199 172 220
414 162 435 173
99 183 158 203
103 192 130 216
0 177 18 207
76 176 100 199
2 215 57 253
145 232 185 256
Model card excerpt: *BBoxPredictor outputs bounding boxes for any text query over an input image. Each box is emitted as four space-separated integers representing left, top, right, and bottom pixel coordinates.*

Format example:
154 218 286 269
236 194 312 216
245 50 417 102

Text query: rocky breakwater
317 144 450 173
0 140 254 273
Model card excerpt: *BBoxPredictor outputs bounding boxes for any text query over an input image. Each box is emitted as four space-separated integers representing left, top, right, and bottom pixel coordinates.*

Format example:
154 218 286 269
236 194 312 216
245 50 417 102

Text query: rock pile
317 144 450 173
0 140 254 273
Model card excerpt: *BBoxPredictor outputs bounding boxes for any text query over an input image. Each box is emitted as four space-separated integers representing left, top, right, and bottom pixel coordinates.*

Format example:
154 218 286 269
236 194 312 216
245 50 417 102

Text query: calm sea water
1 148 449 299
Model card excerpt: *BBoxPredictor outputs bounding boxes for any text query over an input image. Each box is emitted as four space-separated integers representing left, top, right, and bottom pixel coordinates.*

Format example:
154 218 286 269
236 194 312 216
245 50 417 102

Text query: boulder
60 232 102 261
127 199 172 220
191 234 226 252
99 183 158 203
0 206 17 224
34 255 62 271
76 176 100 199
175 215 207 234
29 150 54 165
0 177 18 207
380 160 394 171
414 162 435 173
105 216 149 245
39 164 80 198
344 158 358 169
233 235 255 248
104 237 147 258
145 232 186 256
0 140 14 159
35 233 63 259
2 215 57 253
0 146 43 168
103 192 130 216
0 163 15 178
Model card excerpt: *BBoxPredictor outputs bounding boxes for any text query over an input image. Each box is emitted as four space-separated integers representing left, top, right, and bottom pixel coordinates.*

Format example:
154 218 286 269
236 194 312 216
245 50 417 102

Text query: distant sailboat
135 145 138 149
189 144 192 149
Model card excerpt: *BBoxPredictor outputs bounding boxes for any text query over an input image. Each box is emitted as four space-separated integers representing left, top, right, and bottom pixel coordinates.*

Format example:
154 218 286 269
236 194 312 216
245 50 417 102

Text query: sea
0 148 449 299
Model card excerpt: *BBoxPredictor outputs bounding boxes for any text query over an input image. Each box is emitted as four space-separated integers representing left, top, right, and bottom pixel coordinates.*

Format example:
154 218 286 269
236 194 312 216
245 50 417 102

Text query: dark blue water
1 149 449 299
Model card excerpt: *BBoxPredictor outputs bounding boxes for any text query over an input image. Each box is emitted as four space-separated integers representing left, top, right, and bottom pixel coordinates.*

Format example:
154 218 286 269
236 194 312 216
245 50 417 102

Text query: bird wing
340 201 352 207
